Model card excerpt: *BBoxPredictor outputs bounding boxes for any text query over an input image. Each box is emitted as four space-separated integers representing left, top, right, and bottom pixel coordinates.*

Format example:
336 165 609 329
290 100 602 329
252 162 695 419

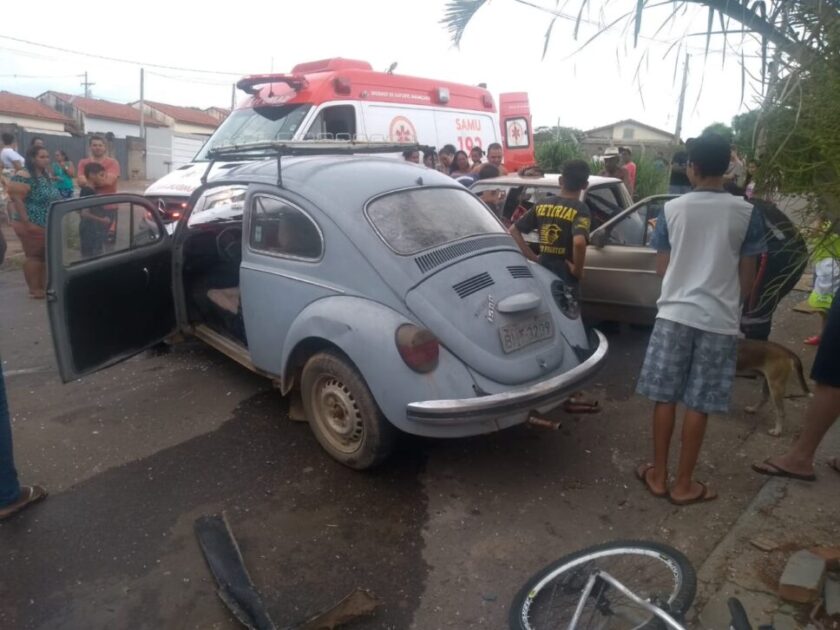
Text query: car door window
249 195 323 260
303 105 357 140
604 199 668 247
585 185 626 229
62 202 161 266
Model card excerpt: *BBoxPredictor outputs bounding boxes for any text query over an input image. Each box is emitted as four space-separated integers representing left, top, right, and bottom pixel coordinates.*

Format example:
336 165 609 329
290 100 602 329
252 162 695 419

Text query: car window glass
607 199 667 247
303 105 357 140
188 186 247 228
586 186 626 229
195 104 312 160
249 196 322 260
367 187 505 255
62 202 161 266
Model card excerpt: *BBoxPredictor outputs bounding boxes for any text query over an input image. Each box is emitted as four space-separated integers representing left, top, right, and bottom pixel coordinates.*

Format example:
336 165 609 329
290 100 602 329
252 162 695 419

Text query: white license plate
499 313 554 353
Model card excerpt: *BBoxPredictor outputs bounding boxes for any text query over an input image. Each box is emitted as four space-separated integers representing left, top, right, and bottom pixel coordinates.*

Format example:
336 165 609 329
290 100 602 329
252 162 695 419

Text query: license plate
499 313 554 353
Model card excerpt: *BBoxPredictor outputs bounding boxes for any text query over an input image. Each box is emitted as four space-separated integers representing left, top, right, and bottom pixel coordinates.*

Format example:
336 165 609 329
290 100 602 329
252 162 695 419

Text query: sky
0 0 767 138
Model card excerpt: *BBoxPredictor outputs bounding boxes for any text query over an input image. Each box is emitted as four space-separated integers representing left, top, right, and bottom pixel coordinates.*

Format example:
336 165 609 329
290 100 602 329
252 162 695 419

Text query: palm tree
442 0 840 212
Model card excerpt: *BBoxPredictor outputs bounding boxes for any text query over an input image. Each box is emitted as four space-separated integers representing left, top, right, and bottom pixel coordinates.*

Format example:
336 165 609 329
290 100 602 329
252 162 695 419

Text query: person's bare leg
31 260 46 298
670 409 713 501
22 258 39 296
756 383 840 477
649 402 676 495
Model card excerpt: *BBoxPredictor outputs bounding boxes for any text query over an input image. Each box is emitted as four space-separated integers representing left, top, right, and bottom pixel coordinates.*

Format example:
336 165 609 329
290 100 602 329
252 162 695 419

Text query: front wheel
509 540 696 630
300 351 396 470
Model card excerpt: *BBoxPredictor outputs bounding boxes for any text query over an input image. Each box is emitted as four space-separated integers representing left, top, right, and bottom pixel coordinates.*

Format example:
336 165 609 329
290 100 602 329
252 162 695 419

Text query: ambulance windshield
196 104 312 160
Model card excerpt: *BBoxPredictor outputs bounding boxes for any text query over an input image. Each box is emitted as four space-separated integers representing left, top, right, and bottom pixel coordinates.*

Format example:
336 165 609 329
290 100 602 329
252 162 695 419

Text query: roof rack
202 140 431 187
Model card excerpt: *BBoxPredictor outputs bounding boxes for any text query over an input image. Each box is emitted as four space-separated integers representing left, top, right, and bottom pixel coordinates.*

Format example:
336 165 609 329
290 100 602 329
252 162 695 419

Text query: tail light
395 324 439 373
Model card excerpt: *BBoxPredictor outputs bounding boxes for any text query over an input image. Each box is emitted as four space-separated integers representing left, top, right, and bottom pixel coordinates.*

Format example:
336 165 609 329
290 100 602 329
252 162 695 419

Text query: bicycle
509 539 756 630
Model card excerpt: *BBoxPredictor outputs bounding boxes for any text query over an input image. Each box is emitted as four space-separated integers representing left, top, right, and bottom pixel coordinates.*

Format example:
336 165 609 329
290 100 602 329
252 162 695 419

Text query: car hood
405 250 575 385
145 162 244 197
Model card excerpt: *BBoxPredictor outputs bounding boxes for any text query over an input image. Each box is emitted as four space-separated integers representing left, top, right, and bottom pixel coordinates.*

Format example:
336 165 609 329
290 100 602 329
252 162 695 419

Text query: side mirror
590 230 608 248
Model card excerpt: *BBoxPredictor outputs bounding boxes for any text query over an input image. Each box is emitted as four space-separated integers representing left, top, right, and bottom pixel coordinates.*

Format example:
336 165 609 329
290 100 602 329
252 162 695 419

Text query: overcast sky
1 0 765 138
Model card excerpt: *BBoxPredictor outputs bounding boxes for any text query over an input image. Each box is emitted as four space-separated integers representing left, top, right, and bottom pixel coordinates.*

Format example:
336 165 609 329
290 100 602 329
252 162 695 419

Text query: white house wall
612 125 672 143
173 122 215 136
83 116 140 139
145 126 173 180
0 114 66 134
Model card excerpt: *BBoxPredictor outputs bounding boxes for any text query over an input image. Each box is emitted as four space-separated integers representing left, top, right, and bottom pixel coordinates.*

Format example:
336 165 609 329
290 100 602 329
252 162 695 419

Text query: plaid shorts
636 319 738 414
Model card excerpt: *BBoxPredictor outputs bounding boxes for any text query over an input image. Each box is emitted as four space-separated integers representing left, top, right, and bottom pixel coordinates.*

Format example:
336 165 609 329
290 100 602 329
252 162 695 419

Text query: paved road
0 268 817 629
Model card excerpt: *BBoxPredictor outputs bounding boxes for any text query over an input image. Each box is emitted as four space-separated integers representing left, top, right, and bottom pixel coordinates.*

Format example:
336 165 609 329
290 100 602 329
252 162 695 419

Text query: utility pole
231 83 236 110
81 71 95 98
674 54 689 143
139 68 145 139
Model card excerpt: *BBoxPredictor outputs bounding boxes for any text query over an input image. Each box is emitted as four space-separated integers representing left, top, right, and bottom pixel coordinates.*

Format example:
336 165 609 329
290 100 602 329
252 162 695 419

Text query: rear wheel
509 540 696 630
300 351 396 470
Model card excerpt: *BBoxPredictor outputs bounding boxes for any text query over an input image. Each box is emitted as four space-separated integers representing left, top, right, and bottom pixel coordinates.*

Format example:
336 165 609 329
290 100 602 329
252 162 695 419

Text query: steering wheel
216 226 242 263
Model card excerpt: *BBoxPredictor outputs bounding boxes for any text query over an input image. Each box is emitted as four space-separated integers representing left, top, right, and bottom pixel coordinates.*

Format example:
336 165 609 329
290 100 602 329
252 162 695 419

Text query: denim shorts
636 318 738 414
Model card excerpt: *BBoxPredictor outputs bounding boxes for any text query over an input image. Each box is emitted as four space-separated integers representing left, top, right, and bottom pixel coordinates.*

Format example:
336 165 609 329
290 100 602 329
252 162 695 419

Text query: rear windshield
366 187 506 255
195 104 312 160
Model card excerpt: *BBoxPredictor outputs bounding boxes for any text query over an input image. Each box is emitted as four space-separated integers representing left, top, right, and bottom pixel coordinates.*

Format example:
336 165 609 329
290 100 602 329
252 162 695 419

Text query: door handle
142 266 150 287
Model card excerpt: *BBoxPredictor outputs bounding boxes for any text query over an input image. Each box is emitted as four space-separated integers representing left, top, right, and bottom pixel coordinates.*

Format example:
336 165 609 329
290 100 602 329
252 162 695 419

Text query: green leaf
634 0 645 47
440 0 489 48
543 17 558 59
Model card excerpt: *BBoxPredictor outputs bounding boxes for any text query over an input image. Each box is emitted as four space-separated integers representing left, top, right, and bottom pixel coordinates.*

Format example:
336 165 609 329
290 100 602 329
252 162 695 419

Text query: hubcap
312 376 364 454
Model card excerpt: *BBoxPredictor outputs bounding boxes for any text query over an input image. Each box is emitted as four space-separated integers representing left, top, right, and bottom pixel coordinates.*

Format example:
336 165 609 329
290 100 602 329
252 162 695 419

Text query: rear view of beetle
44 142 608 469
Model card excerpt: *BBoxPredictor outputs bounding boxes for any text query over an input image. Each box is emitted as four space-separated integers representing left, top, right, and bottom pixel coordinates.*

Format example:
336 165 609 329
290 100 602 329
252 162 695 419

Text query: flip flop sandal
804 335 821 346
668 481 718 506
751 459 816 482
0 485 48 521
635 463 668 498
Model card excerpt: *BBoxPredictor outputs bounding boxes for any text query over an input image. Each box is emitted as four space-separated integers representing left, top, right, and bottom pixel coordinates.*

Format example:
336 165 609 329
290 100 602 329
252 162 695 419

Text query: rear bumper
406 329 609 425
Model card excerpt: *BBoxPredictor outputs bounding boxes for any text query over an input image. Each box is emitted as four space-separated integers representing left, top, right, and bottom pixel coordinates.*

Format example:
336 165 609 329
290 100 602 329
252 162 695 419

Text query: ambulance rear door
499 92 535 171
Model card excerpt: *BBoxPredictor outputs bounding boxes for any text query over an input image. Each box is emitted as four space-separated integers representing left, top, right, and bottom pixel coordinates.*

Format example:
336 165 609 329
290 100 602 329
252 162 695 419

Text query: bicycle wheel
509 540 696 630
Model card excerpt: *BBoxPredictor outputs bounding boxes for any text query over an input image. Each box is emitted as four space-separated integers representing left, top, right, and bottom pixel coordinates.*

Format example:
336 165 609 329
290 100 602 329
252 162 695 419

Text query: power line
0 34 246 76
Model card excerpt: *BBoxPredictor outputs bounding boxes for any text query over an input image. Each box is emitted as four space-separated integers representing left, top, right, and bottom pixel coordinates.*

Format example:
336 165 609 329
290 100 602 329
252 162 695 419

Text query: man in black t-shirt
509 160 591 287
669 150 692 194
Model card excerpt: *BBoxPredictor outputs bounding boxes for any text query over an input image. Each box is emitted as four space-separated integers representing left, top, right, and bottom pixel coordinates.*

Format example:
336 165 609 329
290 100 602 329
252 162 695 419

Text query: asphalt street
0 267 819 629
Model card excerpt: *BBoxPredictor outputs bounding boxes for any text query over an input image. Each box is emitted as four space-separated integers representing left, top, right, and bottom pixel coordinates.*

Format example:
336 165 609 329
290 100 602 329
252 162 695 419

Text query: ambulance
145 58 535 220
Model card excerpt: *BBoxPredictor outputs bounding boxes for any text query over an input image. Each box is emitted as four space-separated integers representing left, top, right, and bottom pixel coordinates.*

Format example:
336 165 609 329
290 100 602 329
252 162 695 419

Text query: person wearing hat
599 147 631 192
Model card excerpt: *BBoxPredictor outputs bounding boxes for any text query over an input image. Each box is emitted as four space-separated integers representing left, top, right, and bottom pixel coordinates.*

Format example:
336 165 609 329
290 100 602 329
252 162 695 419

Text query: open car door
46 194 176 382
582 194 677 325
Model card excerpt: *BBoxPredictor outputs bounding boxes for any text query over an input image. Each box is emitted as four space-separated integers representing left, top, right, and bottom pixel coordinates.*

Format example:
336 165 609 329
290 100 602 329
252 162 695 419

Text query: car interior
491 184 629 231
182 188 248 346
181 190 324 347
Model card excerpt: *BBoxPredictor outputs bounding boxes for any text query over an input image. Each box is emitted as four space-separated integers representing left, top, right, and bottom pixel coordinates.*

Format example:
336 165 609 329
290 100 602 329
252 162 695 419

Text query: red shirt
78 157 120 194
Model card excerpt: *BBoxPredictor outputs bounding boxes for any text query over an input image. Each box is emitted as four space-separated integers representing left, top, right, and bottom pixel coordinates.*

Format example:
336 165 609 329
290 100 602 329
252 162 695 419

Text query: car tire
301 351 396 470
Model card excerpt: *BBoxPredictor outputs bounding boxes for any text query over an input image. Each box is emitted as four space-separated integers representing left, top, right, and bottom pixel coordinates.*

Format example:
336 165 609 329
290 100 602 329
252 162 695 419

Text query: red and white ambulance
146 58 534 219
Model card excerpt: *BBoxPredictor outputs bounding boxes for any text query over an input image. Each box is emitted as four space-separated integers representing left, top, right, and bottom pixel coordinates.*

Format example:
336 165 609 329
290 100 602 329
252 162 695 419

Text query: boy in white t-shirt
635 133 766 506
1 133 24 172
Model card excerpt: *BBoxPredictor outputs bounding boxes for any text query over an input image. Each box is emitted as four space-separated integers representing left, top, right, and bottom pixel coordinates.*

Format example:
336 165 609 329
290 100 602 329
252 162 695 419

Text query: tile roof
49 92 164 126
143 101 219 127
0 91 71 123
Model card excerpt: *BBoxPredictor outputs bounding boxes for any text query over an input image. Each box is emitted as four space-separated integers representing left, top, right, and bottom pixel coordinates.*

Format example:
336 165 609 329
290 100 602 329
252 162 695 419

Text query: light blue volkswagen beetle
45 143 608 469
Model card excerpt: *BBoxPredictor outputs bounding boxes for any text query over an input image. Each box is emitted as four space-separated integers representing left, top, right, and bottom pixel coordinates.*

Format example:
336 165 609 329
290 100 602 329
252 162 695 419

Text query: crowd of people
0 133 120 298
1 130 838 521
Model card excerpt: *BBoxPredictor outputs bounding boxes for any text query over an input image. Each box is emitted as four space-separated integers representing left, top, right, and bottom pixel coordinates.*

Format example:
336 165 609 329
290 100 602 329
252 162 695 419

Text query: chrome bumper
406 330 609 425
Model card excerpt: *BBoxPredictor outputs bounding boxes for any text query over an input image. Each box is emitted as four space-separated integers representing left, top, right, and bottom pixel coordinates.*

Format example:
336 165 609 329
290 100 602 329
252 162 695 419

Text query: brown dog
736 339 810 436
